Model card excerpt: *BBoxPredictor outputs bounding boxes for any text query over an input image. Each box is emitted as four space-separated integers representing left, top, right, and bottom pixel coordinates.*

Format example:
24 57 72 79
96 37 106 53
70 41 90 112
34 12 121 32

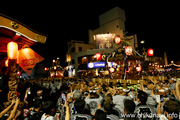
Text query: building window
79 47 82 51
71 47 75 53
82 57 87 64
72 59 75 64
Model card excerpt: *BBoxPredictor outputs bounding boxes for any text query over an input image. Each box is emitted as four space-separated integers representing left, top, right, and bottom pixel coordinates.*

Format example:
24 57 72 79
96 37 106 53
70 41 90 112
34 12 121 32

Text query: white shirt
159 114 168 120
112 95 131 113
41 113 54 120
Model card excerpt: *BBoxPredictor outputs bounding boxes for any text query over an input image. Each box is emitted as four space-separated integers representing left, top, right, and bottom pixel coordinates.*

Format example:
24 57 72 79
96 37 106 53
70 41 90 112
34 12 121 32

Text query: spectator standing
41 100 55 120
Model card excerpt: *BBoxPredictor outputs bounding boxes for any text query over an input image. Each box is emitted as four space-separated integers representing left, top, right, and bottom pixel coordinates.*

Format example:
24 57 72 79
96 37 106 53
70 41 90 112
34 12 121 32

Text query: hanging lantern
18 46 44 76
7 42 18 59
17 71 21 76
147 48 154 56
115 36 121 44
45 67 48 71
66 54 71 62
110 67 115 73
136 66 142 72
5 59 9 67
125 46 132 56
96 52 101 60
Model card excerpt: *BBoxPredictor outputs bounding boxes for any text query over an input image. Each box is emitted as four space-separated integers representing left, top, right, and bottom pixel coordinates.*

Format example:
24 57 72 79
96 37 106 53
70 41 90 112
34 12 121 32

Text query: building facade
67 7 138 77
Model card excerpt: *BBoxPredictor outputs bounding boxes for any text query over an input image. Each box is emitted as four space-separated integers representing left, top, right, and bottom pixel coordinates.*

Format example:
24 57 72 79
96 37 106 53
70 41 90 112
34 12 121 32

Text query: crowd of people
0 76 180 120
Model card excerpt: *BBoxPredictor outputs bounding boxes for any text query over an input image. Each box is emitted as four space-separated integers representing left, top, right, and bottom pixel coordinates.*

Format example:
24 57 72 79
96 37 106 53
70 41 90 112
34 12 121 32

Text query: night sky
0 1 179 66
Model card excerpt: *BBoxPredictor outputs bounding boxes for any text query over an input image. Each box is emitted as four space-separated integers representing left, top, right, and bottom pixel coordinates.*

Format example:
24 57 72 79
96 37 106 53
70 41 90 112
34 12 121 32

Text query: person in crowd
123 99 137 120
112 84 132 114
0 75 179 120
93 109 107 120
103 100 119 120
103 93 121 118
28 98 43 119
140 80 157 109
7 97 20 120
71 99 92 120
168 77 176 90
0 98 16 118
41 100 56 120
134 90 156 119
158 99 180 120
50 80 56 95
65 98 70 120
175 79 180 101
85 88 103 115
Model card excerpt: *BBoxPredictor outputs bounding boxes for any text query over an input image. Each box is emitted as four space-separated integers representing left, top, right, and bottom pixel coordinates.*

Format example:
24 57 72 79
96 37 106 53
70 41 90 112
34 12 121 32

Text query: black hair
103 101 113 112
124 99 136 113
32 99 42 108
163 100 180 119
105 93 113 101
42 100 55 114
74 99 85 113
30 112 42 120
137 90 148 104
95 109 107 120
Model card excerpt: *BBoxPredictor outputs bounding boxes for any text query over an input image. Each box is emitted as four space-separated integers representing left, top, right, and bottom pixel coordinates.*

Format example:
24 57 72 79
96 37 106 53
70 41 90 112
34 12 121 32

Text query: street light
140 40 145 44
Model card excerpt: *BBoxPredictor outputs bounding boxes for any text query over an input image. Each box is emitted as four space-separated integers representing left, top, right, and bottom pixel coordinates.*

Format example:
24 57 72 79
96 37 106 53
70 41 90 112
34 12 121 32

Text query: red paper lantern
45 67 48 71
17 71 21 75
147 48 154 56
7 42 18 59
125 46 132 56
115 36 121 44
96 52 101 60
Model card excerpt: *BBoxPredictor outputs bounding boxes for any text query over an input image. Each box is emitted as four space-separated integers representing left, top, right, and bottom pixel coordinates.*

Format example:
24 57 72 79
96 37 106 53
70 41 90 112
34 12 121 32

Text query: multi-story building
67 7 138 77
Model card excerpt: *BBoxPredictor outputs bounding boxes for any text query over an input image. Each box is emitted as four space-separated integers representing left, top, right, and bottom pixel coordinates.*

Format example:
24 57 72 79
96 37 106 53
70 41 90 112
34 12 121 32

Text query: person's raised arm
65 98 70 120
157 101 161 116
0 98 16 118
7 98 20 120
140 80 145 91
24 88 29 104
175 80 180 101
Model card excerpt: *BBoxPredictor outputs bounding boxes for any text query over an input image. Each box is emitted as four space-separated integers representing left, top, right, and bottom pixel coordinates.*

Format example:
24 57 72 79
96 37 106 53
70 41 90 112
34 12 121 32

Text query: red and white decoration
125 46 133 56
115 36 121 44
147 48 154 56
109 67 115 73
96 52 101 60
136 66 142 72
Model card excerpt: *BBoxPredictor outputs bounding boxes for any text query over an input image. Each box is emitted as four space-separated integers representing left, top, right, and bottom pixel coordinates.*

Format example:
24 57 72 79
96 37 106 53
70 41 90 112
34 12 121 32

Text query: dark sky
0 1 179 66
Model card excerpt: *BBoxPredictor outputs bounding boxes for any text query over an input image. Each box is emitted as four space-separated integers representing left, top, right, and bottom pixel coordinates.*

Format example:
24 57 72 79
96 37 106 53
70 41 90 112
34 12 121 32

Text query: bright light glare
140 40 145 44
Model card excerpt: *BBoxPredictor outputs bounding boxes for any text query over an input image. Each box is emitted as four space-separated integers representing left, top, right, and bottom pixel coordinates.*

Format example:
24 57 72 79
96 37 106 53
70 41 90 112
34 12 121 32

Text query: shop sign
87 62 116 68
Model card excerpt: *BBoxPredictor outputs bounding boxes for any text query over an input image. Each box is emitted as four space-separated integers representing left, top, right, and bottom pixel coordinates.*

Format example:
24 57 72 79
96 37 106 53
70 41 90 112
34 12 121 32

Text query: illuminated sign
87 62 117 68
95 34 114 49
